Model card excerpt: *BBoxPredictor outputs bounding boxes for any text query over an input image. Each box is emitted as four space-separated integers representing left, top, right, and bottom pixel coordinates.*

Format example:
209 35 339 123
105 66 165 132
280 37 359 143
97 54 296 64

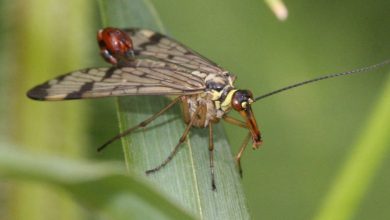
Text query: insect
27 27 389 190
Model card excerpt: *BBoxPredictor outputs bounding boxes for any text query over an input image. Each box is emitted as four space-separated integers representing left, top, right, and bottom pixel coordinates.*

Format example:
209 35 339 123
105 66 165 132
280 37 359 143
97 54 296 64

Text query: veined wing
124 28 227 75
27 59 205 101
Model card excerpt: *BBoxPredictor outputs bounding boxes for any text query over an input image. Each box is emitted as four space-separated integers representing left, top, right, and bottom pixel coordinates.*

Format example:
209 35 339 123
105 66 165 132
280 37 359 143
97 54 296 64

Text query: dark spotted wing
124 28 227 74
27 28 231 101
27 59 206 101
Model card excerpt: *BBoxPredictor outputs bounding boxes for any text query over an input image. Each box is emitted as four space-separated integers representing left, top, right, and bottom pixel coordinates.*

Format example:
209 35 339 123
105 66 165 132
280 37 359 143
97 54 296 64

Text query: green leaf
0 145 194 220
314 73 390 220
98 0 250 219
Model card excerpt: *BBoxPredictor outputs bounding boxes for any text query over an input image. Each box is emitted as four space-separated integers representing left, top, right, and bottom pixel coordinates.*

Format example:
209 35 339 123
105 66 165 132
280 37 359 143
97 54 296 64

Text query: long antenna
254 59 390 102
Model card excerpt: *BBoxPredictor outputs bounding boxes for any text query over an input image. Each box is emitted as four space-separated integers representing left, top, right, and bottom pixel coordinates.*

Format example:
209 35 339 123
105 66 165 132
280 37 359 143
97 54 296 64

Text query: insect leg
97 96 182 151
209 123 216 190
145 106 201 174
223 116 251 177
236 133 251 178
223 116 247 129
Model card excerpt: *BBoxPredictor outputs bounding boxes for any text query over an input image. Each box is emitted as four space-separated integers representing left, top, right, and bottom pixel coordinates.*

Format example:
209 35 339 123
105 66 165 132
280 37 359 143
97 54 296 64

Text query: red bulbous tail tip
97 27 134 65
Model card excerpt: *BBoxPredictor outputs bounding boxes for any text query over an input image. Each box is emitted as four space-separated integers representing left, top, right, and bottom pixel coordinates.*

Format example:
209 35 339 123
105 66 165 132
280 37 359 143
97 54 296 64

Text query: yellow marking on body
215 100 221 109
210 90 223 101
221 89 237 111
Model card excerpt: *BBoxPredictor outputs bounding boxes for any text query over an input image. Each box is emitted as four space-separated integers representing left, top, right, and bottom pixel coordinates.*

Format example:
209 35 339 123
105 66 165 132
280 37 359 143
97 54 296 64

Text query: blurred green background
1 0 389 219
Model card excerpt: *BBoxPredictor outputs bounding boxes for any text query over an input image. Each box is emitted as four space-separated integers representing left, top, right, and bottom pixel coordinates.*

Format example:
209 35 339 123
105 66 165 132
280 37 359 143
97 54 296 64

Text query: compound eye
231 89 255 111
97 27 134 64
232 90 250 111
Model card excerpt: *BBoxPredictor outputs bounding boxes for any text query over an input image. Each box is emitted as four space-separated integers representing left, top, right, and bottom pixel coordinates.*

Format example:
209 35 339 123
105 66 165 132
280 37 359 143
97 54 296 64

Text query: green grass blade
314 73 390 220
0 145 194 220
98 0 250 219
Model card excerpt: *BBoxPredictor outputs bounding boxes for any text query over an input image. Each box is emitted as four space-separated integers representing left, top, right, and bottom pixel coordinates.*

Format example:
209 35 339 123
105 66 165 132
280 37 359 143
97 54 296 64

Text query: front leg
223 116 254 177
236 133 251 178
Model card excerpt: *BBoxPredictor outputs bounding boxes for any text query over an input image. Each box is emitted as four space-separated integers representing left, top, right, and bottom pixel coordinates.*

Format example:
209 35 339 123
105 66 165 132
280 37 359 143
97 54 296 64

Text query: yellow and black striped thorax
202 71 237 112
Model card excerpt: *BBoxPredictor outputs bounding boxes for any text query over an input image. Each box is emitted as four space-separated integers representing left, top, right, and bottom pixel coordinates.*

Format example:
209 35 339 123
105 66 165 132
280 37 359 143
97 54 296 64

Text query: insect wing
27 28 230 101
124 28 226 74
27 61 205 101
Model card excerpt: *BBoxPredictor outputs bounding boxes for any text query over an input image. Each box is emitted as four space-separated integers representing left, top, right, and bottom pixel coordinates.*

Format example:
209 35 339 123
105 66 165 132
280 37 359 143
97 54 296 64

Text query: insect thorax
181 72 237 128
